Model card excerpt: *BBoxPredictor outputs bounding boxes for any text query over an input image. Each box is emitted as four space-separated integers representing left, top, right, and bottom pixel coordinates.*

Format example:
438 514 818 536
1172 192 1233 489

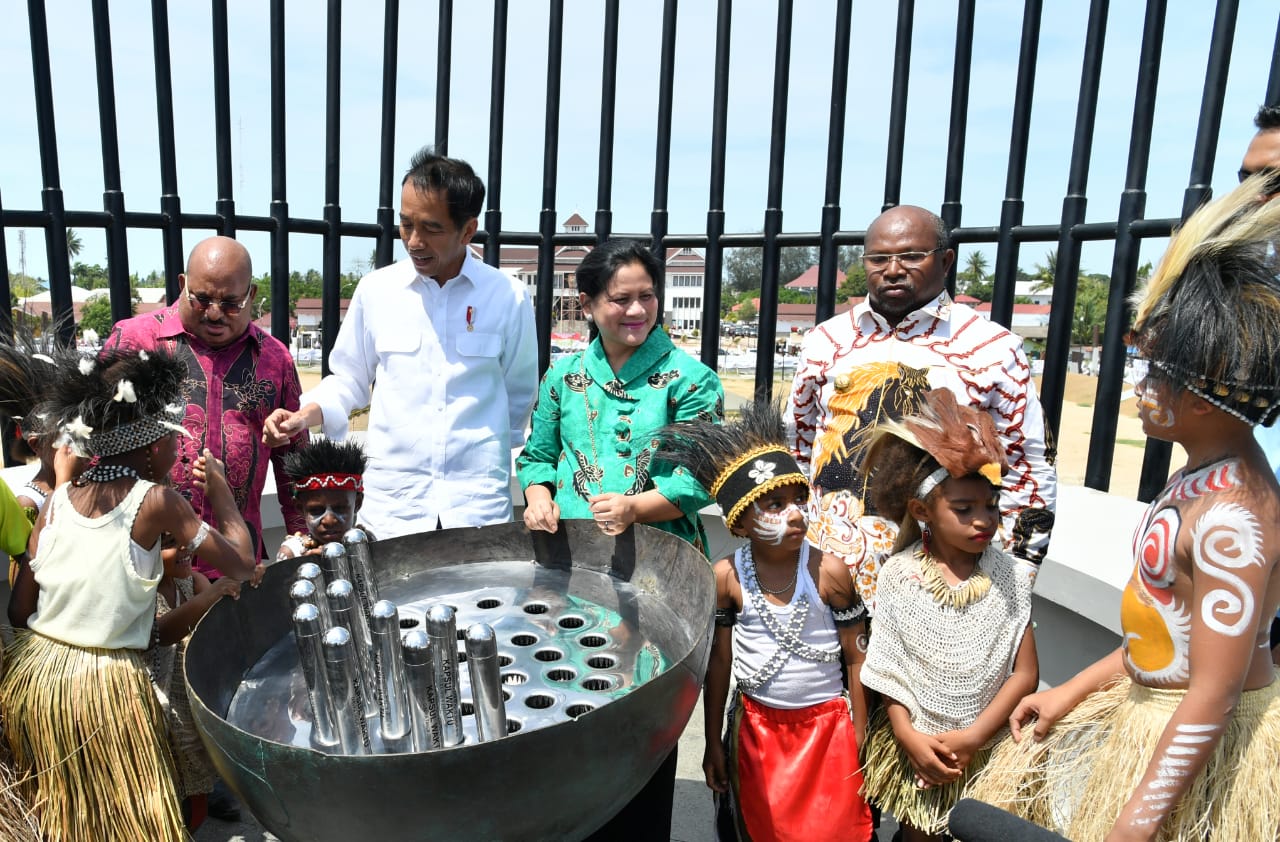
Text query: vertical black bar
319 0 342 372
375 0 400 269
700 0 732 367
594 0 620 244
1039 0 1108 435
536 2 565 375
484 1 509 268
990 0 1043 328
212 0 236 236
1267 13 1280 105
269 0 290 339
1136 0 1238 501
152 0 184 302
755 0 792 402
1085 0 1165 492
816 0 853 326
940 0 975 297
0 190 12 341
435 0 453 155
883 0 914 211
650 0 678 304
91 0 132 325
27 0 73 341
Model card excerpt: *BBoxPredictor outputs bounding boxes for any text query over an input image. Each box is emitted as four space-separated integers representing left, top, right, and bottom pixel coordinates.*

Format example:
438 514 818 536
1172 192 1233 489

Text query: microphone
948 798 1070 842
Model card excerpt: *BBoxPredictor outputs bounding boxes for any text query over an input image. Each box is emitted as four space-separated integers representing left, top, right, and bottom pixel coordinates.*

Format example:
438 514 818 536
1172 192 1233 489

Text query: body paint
749 501 805 547
1192 502 1263 637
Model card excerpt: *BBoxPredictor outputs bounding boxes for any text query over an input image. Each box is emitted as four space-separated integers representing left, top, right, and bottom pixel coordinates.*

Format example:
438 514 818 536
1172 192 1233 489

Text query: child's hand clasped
900 728 961 788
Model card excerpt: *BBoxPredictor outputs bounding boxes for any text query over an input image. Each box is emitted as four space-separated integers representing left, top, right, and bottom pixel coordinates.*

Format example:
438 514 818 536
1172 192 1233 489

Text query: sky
1 0 1276 285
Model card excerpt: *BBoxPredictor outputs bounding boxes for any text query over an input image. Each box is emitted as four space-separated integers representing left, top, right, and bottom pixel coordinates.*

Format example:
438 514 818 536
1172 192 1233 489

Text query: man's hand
263 405 317 447
702 741 729 793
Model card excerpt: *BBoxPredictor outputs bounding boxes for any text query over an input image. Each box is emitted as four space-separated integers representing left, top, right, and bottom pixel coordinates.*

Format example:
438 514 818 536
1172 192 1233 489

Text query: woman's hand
522 485 560 533
588 492 635 535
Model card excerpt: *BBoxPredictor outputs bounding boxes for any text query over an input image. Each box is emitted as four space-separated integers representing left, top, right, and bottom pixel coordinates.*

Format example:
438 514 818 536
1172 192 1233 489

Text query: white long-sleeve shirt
303 251 538 538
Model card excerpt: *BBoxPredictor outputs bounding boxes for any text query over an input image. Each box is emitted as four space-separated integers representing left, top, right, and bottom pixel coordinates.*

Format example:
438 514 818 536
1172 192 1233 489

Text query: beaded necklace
76 464 144 485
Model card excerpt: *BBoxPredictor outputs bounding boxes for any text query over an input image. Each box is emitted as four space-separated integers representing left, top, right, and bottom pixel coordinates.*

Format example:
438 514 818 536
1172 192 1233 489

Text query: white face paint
748 501 806 546
305 506 351 534
1192 502 1264 637
1136 377 1177 429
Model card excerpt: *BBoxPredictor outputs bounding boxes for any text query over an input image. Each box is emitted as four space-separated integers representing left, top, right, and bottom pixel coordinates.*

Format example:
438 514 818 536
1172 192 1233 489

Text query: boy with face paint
657 401 873 842
277 439 371 560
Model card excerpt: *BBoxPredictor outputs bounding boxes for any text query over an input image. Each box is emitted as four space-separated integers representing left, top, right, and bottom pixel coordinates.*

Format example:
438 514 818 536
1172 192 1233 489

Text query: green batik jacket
516 329 724 557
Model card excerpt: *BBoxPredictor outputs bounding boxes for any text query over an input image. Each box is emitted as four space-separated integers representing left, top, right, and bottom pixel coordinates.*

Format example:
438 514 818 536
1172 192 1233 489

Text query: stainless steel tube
289 579 322 624
401 629 442 751
296 562 332 628
369 600 412 745
326 579 379 718
318 542 352 591
291 603 339 750
321 626 370 755
343 528 379 623
425 604 465 747
464 623 507 742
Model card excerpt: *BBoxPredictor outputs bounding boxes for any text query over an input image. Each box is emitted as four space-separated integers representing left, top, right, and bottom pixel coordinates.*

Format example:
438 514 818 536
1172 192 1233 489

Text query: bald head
863 205 955 325
179 236 257 349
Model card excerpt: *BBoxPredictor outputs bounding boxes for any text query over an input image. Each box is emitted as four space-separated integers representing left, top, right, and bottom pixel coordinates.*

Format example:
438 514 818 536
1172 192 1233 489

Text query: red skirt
723 692 873 842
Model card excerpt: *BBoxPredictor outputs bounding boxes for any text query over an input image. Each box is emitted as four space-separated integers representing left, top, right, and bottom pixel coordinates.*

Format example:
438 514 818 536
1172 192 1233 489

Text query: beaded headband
710 444 808 530
294 472 364 493
70 403 188 457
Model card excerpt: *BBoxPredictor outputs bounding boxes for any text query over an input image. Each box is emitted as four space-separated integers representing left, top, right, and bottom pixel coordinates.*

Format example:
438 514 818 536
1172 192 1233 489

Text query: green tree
723 245 818 293
1071 273 1110 345
959 250 993 300
737 300 758 323
78 290 138 339
66 228 83 262
1032 249 1057 287
71 262 110 289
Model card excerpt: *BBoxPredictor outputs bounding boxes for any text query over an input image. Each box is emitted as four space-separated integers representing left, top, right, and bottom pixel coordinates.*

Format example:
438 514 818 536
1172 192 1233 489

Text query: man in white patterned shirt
787 205 1056 613
264 149 538 539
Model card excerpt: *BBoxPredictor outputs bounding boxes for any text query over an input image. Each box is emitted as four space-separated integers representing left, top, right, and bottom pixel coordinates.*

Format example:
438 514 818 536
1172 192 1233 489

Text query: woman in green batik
516 238 723 840
517 238 724 558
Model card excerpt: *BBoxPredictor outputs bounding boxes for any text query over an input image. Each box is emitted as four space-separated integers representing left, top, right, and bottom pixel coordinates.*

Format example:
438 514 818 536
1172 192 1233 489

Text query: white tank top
732 541 844 709
29 479 162 650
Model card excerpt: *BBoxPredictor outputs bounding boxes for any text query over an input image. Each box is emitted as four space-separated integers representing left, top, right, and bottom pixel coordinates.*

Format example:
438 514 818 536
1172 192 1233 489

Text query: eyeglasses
863 248 944 270
185 287 252 315
1238 167 1280 193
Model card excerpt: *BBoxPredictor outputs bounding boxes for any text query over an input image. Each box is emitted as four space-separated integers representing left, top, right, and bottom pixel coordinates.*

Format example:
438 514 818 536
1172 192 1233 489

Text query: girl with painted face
853 388 1038 842
277 439 370 560
657 400 873 842
971 176 1280 842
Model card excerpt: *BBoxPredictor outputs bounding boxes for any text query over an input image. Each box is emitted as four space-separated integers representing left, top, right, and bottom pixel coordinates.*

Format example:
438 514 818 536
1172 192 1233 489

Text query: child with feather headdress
1 347 257 841
657 400 873 842
969 174 1280 841
852 388 1038 840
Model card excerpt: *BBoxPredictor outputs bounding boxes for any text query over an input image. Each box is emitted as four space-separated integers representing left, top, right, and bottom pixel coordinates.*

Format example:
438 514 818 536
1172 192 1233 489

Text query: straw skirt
859 704 995 835
0 631 185 841
967 677 1280 841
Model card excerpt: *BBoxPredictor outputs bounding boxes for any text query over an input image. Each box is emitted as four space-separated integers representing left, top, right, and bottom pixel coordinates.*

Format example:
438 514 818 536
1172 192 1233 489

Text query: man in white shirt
264 149 538 539
788 205 1057 613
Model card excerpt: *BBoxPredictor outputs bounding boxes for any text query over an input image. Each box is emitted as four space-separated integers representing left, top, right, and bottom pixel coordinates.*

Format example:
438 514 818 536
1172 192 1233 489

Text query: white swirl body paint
1191 502 1264 637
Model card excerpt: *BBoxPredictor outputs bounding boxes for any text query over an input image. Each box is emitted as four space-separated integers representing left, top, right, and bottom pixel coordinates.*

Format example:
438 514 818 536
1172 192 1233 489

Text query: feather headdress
656 400 807 530
863 389 1007 552
0 322 74 440
283 438 367 495
1130 174 1280 425
47 348 189 457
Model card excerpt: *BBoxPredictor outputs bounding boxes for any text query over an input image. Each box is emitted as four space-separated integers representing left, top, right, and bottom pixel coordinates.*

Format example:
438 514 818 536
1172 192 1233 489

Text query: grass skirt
0 632 185 841
966 677 1280 841
860 704 994 835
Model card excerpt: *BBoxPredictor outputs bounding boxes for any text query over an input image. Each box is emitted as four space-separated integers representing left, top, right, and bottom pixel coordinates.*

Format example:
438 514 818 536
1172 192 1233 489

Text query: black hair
48 349 186 441
1255 103 1280 131
282 439 368 489
401 147 485 230
576 239 665 300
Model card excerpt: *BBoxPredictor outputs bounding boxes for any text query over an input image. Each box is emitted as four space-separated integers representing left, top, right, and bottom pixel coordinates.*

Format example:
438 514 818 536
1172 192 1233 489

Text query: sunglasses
185 287 252 316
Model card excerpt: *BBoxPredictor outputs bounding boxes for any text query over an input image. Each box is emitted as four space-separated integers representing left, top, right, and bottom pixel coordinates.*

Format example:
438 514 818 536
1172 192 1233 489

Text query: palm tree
964 250 989 282
1032 249 1058 291
66 228 83 262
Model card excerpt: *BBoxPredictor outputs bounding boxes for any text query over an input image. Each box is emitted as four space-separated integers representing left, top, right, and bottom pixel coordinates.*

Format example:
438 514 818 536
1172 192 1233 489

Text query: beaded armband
714 608 737 627
831 603 865 627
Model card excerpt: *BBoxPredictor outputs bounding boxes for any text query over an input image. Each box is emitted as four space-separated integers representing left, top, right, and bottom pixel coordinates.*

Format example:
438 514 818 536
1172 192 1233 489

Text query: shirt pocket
456 332 501 359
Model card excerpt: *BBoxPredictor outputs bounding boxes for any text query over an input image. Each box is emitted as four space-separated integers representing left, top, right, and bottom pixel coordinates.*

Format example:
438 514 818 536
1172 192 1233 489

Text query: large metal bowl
185 521 714 841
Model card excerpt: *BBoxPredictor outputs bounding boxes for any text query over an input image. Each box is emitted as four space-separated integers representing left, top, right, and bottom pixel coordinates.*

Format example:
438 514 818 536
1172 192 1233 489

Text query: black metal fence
2 0 1278 501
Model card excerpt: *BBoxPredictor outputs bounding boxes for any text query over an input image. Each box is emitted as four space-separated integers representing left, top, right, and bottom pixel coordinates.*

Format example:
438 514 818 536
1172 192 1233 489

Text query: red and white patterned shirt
787 292 1056 612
